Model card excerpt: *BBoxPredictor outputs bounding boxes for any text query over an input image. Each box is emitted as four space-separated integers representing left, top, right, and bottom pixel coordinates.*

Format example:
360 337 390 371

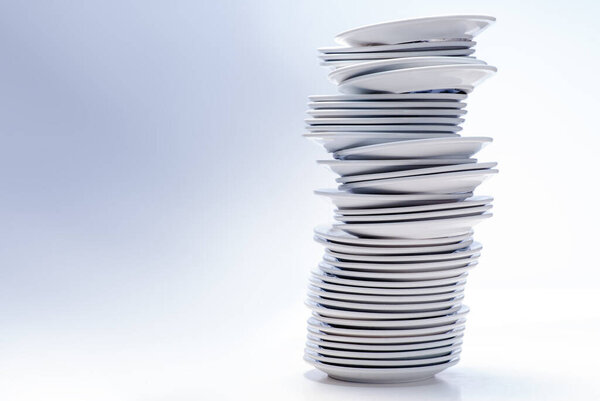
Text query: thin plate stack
303 15 498 384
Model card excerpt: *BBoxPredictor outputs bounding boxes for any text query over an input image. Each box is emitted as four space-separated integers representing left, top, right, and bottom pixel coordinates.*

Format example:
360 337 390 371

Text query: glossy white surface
335 196 492 214
314 235 474 255
305 116 465 125
309 93 467 101
315 189 472 208
305 132 459 153
308 100 467 109
324 242 481 262
339 65 497 94
306 124 463 132
334 205 491 223
318 158 477 176
319 40 475 54
320 49 475 64
335 15 495 45
307 108 467 117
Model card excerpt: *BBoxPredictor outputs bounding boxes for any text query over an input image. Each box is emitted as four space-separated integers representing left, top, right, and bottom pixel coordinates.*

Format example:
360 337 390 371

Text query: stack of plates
303 15 497 383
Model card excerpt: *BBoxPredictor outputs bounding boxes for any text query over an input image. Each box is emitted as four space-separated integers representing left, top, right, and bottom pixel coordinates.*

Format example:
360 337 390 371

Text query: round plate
334 213 492 238
339 169 498 194
325 242 481 263
307 323 465 343
315 189 473 209
311 269 470 289
318 262 476 280
318 158 477 177
306 116 464 125
314 235 474 255
306 124 463 132
307 332 464 351
309 275 467 295
322 253 479 272
309 285 464 304
320 49 475 62
308 108 467 117
305 348 461 367
319 40 475 54
308 317 466 336
337 162 496 183
334 205 492 223
339 64 496 94
309 93 467 102
307 293 465 313
305 132 459 153
306 340 463 360
305 356 460 383
335 15 495 46
334 136 492 160
308 101 467 109
336 196 492 215
328 56 484 84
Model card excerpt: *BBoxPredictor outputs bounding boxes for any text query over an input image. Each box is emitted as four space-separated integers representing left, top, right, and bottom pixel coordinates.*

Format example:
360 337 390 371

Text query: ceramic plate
320 49 475 62
335 15 495 45
315 189 472 208
334 213 492 238
309 93 467 102
324 242 481 263
334 205 491 224
308 285 465 304
309 274 467 295
322 253 479 272
306 116 464 126
319 40 475 54
334 136 491 159
307 332 464 352
306 340 463 360
308 316 466 336
311 269 470 289
339 65 497 94
305 132 459 153
314 224 473 246
319 262 476 280
328 56 484 84
337 162 496 183
335 196 492 215
308 108 467 117
306 124 463 132
340 169 498 194
305 356 460 383
305 348 461 367
308 101 466 109
314 235 474 255
318 158 477 176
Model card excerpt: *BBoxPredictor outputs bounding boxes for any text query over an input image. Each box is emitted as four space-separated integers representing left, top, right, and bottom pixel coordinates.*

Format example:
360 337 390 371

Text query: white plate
308 101 467 109
305 348 461 367
308 293 465 313
334 213 492 238
315 189 473 209
312 269 470 289
308 285 465 304
309 275 467 295
305 356 459 383
339 65 497 94
306 340 463 360
337 162 496 183
322 255 479 273
307 124 463 132
335 15 495 46
314 235 474 255
315 224 473 246
318 158 477 176
309 93 467 102
336 196 492 215
319 40 475 54
308 316 466 336
335 136 492 160
320 49 475 62
305 132 460 153
306 116 464 126
328 56 484 84
325 242 481 263
308 108 467 117
307 322 465 343
319 262 476 280
340 170 498 194
335 205 491 223
307 333 464 352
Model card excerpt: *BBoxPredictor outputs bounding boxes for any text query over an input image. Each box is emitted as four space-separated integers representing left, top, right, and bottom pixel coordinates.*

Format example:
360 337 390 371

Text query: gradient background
1 1 599 400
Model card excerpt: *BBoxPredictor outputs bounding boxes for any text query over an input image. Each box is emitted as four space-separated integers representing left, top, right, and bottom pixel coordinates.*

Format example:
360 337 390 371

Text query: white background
1 1 599 400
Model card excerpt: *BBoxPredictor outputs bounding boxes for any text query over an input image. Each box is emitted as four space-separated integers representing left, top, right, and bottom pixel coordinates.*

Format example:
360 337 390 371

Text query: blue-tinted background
1 1 599 400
